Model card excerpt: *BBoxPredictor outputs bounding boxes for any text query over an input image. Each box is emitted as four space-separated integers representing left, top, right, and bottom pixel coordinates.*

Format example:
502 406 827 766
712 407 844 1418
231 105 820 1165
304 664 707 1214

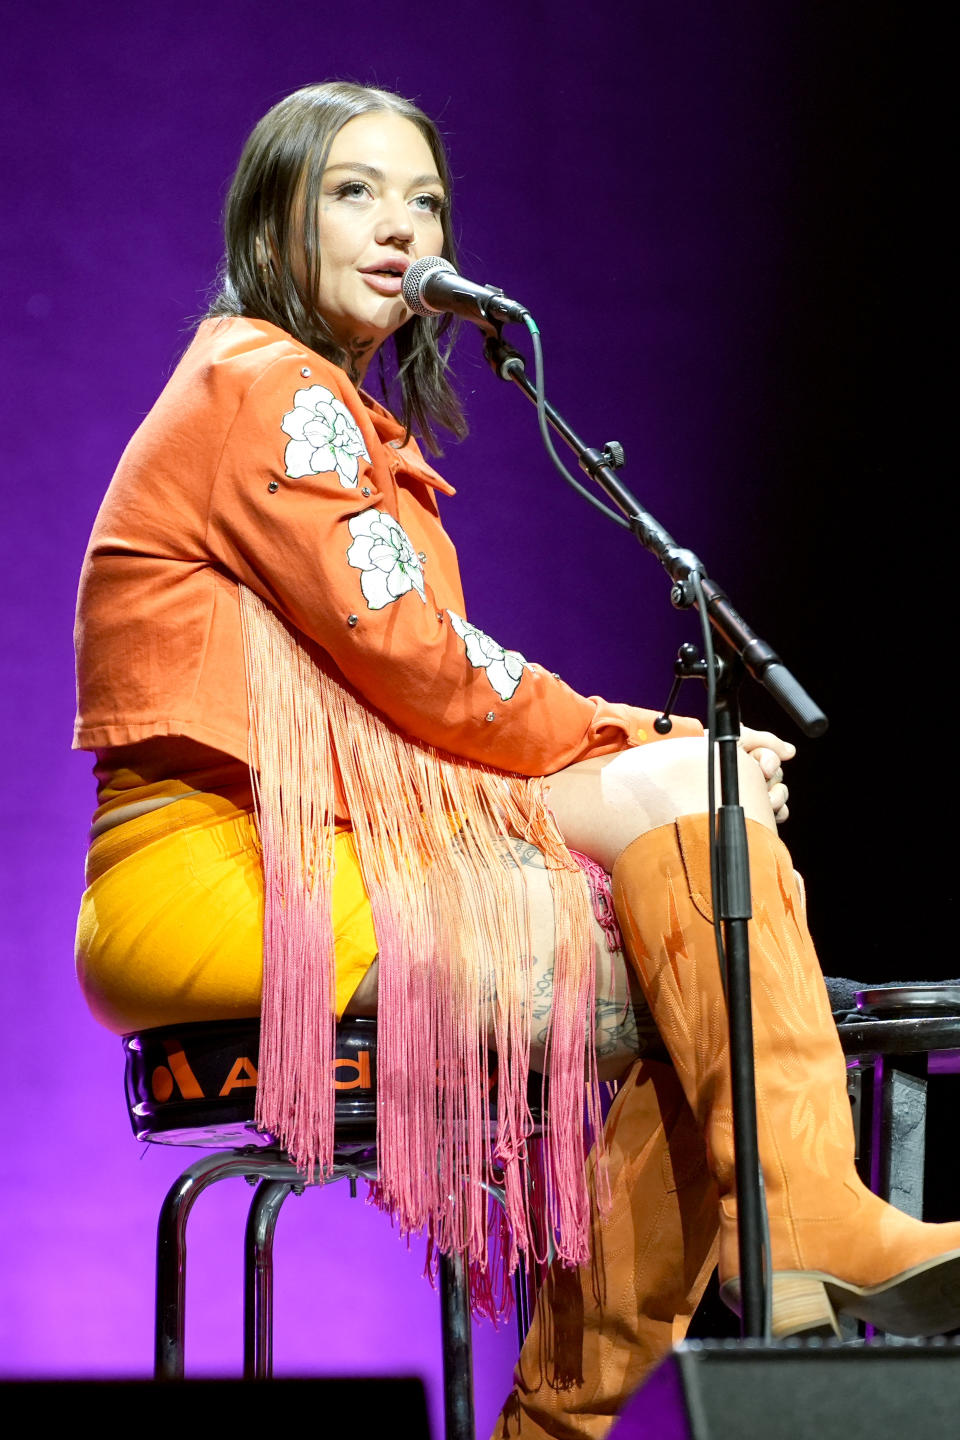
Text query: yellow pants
76 792 378 1034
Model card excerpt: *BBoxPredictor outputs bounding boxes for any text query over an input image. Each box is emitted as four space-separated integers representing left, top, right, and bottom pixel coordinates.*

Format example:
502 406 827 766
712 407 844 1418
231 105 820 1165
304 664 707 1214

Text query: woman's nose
375 194 415 246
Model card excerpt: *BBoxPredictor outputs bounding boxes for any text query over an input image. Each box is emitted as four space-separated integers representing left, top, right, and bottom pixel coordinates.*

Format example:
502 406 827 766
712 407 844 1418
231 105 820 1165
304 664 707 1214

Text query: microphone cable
521 314 631 530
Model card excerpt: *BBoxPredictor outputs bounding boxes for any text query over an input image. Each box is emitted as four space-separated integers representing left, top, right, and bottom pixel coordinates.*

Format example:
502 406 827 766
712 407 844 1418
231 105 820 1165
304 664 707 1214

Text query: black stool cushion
123 1014 547 1147
123 1015 377 1147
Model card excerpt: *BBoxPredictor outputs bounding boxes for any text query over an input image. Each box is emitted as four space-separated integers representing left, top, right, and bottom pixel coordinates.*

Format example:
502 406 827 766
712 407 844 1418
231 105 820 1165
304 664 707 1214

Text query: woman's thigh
77 812 265 1034
79 811 378 1032
504 837 651 1081
346 835 650 1081
544 735 777 873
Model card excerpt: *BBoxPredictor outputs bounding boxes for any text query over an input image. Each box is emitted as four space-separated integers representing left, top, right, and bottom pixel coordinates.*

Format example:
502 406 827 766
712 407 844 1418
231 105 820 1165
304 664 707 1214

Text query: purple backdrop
1 3 938 1435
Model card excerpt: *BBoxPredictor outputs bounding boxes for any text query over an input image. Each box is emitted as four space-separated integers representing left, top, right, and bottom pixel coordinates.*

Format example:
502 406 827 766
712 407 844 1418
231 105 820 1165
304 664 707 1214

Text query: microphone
402 256 529 327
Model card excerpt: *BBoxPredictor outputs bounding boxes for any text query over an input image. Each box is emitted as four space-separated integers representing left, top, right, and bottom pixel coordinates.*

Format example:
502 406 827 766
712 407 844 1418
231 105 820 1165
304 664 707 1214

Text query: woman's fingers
750 746 783 783
768 781 789 822
740 727 795 820
739 725 797 764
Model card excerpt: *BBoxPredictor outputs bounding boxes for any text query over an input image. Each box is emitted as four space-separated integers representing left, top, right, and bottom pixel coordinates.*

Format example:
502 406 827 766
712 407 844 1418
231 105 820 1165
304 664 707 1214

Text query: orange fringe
239 587 603 1278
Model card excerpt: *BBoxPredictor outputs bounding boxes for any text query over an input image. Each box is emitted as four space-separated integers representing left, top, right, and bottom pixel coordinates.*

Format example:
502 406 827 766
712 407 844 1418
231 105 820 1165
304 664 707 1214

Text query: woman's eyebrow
324 161 443 187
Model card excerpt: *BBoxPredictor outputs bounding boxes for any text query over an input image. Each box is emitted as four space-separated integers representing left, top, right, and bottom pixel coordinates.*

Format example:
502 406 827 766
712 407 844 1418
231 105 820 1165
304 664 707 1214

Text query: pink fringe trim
239 589 604 1286
568 849 622 954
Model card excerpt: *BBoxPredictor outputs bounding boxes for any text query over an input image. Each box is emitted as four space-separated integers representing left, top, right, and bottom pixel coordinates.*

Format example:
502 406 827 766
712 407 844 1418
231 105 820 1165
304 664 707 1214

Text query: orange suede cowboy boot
611 814 960 1339
495 1058 718 1439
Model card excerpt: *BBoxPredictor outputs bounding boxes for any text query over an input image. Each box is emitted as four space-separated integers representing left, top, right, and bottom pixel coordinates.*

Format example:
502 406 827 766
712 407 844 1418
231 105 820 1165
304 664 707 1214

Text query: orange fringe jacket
73 315 702 1277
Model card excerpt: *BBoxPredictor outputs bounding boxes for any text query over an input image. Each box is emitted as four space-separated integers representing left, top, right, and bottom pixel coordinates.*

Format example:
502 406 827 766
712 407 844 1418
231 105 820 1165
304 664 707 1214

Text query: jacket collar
359 392 456 496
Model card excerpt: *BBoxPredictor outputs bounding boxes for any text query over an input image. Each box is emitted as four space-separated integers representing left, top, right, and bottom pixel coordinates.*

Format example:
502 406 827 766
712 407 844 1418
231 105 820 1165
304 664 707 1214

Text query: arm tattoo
531 963 554 1048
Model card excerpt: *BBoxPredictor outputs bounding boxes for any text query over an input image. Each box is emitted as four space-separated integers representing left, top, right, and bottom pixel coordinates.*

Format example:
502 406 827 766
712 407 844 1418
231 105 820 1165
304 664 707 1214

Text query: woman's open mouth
359 258 410 297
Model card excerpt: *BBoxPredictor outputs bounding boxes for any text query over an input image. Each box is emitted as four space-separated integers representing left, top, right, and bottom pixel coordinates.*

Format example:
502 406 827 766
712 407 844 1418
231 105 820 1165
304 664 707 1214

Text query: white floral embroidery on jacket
447 611 527 701
346 510 427 610
281 385 370 488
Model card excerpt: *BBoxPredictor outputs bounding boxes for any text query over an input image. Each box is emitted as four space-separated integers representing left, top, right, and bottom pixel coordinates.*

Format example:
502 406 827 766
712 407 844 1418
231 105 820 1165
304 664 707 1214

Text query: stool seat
123 1014 378 1148
837 983 960 1064
837 1013 960 1058
856 981 960 1018
124 1013 547 1149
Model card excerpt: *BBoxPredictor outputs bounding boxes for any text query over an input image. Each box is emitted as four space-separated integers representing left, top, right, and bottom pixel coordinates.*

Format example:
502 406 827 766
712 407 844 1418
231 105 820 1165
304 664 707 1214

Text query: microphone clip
483 332 526 381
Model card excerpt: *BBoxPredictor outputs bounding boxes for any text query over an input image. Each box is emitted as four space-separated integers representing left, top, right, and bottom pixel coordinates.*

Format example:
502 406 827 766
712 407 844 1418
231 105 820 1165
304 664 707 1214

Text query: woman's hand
739 726 796 824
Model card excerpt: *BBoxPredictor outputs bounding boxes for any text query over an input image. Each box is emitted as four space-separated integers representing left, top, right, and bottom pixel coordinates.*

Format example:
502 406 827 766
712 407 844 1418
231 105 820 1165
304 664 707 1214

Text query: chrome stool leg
155 1151 269 1378
439 1249 475 1440
155 1148 299 1378
243 1179 295 1379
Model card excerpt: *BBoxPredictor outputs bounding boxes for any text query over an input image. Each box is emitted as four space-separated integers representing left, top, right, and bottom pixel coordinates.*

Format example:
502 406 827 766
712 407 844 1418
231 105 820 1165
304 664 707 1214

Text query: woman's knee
545 735 776 871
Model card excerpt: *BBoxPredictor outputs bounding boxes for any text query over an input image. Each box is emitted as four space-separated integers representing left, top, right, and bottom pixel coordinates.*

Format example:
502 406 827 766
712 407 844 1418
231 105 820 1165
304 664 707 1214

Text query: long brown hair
208 82 466 452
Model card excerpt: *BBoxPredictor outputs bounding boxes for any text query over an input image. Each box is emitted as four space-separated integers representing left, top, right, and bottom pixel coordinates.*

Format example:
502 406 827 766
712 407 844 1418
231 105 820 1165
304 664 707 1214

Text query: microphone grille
402 255 456 316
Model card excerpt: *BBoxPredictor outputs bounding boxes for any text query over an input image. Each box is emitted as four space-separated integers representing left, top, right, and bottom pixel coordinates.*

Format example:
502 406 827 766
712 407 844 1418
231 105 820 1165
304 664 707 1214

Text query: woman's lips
360 271 405 297
358 257 410 299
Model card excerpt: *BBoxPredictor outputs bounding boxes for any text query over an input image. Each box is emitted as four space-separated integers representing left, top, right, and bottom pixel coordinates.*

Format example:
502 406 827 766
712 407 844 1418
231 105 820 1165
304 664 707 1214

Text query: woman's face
306 110 447 378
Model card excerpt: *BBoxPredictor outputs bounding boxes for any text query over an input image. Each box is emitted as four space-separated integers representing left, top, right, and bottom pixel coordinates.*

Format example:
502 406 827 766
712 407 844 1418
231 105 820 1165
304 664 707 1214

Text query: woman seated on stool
73 81 960 1439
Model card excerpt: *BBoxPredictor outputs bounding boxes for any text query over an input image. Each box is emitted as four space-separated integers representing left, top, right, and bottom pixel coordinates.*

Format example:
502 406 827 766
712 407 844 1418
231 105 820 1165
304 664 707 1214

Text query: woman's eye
336 181 370 200
412 193 445 215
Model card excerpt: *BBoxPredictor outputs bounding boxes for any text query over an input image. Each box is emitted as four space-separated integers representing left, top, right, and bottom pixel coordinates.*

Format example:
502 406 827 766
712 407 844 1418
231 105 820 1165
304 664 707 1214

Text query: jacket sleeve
206 351 702 776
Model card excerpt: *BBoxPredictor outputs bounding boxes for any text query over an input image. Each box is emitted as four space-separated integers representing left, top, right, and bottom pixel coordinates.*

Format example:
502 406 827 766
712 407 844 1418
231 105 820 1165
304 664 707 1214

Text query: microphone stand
484 332 827 1341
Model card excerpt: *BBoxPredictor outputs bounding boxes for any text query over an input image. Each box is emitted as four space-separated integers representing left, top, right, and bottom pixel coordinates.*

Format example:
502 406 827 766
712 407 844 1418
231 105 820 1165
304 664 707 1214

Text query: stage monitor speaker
0 1377 430 1434
610 1339 960 1440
